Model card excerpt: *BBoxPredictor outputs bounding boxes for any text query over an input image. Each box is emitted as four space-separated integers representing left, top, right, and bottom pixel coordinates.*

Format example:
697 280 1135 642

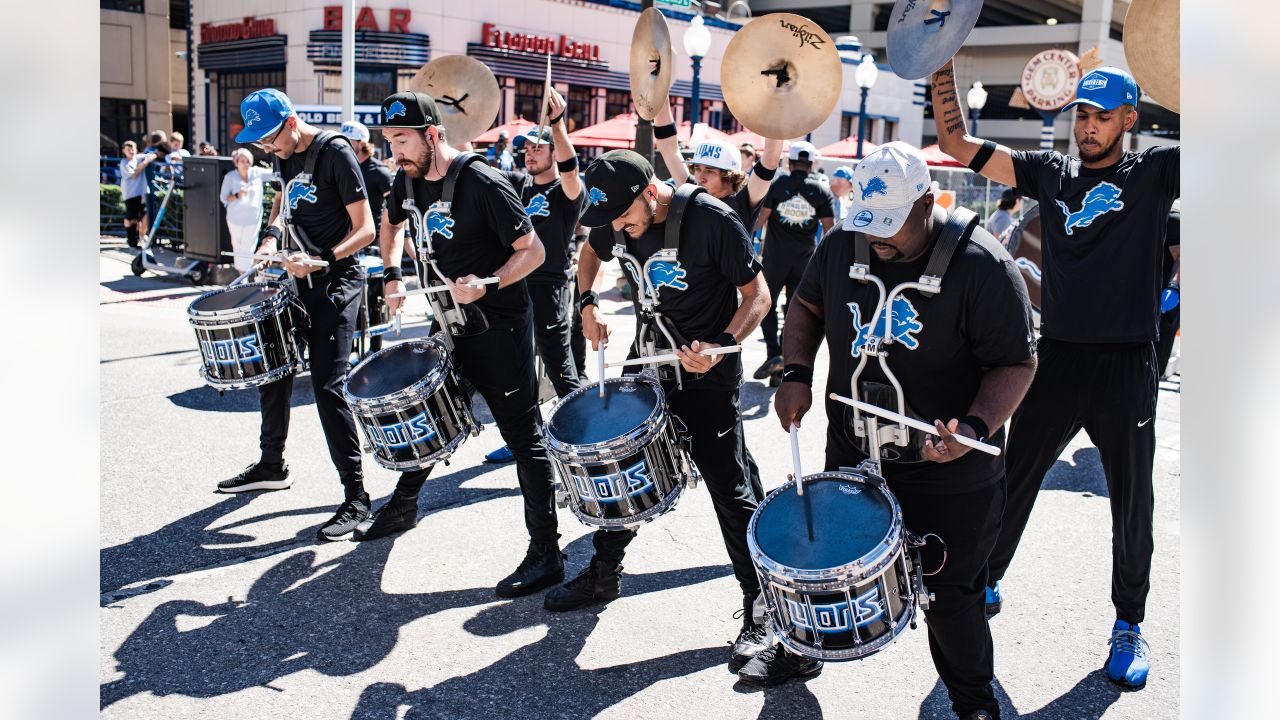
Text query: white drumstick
827 393 1002 457
605 345 743 369
790 424 804 496
223 251 329 267
394 309 403 337
597 341 606 399
387 276 500 298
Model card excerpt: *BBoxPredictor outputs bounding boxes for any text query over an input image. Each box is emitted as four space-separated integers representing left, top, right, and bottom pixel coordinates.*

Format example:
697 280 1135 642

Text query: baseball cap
579 150 653 228
236 89 293 143
689 139 741 173
842 141 932 238
833 165 855 181
339 120 370 143
789 141 819 161
1061 66 1140 113
377 91 441 129
512 126 553 150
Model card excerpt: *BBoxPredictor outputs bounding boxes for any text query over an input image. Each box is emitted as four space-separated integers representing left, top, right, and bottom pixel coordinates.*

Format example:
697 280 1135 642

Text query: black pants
592 385 765 598
528 280 582 398
827 431 1005 720
989 338 1158 624
1155 307 1180 379
760 249 814 358
570 274 587 382
395 317 559 544
258 264 365 491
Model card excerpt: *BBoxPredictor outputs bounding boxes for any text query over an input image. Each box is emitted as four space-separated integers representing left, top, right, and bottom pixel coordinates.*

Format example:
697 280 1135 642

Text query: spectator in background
118 141 148 248
167 131 190 162
829 165 854 222
142 130 170 231
220 148 271 272
985 188 1020 248
486 131 515 171
340 120 394 231
197 141 219 156
740 143 757 174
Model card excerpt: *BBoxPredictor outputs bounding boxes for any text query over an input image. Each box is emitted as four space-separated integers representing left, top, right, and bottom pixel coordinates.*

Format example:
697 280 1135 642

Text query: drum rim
342 336 453 412
747 471 904 584
187 281 291 321
544 375 666 458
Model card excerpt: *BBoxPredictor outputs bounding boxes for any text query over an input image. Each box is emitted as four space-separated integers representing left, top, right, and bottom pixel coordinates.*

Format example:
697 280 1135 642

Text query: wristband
653 123 678 140
959 415 990 442
557 156 579 173
548 110 565 126
383 266 403 282
260 225 283 243
781 364 813 385
319 248 337 266
752 161 777 181
966 139 998 173
712 332 736 349
578 290 599 310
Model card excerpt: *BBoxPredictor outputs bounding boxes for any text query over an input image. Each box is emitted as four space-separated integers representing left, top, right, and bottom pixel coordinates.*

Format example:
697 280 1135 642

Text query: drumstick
223 251 329 267
790 424 816 542
605 345 742 368
393 309 403 337
387 276 501 298
827 393 1002 457
597 341 606 399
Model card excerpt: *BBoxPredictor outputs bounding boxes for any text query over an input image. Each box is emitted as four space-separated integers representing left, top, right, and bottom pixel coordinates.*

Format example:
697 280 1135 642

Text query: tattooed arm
931 59 1018 187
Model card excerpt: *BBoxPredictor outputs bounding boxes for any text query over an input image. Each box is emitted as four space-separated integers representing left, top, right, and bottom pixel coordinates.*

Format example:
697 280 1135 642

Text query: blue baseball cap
236 89 293 143
833 165 855 181
1061 67 1140 113
512 126 552 150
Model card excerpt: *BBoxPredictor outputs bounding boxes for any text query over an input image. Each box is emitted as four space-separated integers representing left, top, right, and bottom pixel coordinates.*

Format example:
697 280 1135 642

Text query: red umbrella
568 113 733 149
817 136 879 159
474 118 536 145
918 143 964 167
726 130 792 152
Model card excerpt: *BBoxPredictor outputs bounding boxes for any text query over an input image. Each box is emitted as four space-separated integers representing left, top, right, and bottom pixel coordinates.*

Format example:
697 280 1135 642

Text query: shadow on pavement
1042 447 1108 497
917 672 1123 719
740 380 776 422
168 381 317 413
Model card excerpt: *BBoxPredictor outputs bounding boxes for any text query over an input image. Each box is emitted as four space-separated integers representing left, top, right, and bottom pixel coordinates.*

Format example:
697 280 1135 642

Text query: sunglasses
251 122 288 152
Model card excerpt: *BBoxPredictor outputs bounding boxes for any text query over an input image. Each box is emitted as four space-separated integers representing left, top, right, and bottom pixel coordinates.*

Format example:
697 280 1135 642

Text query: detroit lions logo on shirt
1055 181 1125 236
859 176 889 201
647 261 688 291
525 193 551 218
777 194 817 227
1014 256 1042 281
384 100 407 121
426 210 455 239
588 187 608 206
287 182 318 210
849 296 923 355
244 108 262 126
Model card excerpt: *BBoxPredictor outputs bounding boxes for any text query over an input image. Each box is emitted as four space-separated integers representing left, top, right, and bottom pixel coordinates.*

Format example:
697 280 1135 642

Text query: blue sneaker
984 582 1002 616
485 445 515 464
1105 619 1150 689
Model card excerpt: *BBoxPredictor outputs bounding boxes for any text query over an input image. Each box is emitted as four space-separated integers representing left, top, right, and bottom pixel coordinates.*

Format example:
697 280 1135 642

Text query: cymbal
1124 0 1179 112
721 13 842 140
630 7 674 121
886 0 984 80
409 56 502 144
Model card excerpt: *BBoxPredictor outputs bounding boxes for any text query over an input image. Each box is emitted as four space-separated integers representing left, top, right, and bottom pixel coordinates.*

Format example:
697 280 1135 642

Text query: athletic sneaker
316 494 371 543
985 581 1002 616
485 445 515 464
737 643 822 687
543 557 620 610
1105 619 1150 689
753 355 783 380
730 616 771 672
217 461 291 493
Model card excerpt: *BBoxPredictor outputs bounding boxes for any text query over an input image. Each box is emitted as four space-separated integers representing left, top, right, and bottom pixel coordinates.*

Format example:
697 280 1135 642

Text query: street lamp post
967 81 988 137
683 15 712 127
855 54 878 159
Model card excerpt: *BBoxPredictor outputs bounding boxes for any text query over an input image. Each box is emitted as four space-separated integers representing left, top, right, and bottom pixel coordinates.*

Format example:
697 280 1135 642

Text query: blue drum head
548 379 660 447
347 341 442 399
755 475 893 571
194 284 281 312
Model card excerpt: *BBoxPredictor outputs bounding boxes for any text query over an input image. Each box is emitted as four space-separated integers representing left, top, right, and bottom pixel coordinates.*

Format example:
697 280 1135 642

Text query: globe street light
967 81 989 136
855 54 879 159
683 15 712 126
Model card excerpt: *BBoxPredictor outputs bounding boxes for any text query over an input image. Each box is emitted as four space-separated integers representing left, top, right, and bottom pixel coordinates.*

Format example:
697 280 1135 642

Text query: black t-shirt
797 221 1036 491
1161 207 1180 287
386 160 534 325
1011 146 1180 343
763 170 835 259
506 171 584 284
359 157 395 229
277 136 368 252
588 192 763 390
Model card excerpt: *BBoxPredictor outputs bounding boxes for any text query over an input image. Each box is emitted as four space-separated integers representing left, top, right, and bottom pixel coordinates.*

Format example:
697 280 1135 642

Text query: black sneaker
543 557 622 611
495 540 566 598
737 643 823 687
354 492 419 541
316 494 370 542
753 355 784 380
963 711 996 720
217 462 291 493
729 599 772 672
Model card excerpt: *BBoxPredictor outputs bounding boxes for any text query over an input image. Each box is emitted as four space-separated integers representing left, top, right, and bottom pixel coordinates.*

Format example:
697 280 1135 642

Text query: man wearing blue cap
829 165 855 222
217 88 378 545
932 59 1179 690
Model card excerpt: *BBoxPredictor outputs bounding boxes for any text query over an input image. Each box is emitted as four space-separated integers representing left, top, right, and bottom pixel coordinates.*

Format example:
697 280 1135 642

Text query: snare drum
342 336 477 470
188 281 301 389
748 471 924 661
545 375 693 530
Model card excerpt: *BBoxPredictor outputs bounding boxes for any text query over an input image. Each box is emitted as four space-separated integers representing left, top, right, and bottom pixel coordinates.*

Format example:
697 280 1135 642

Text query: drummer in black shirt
341 120 395 230
561 150 773 675
932 61 1179 689
215 89 377 544
357 91 567 601
765 143 1036 715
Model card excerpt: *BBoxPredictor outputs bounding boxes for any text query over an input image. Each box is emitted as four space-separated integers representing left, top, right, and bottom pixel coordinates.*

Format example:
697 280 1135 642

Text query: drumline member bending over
932 60 1179 688
216 89 378 544
563 150 773 674
768 143 1036 717
359 91 567 601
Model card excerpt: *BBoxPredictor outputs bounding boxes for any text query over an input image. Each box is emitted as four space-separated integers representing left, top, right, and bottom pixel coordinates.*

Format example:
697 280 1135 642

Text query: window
881 118 897 143
566 85 592 132
355 66 397 105
101 0 144 12
606 90 632 119
514 79 543 122
101 97 146 155
169 0 188 30
840 112 855 140
215 69 287 154
718 104 739 134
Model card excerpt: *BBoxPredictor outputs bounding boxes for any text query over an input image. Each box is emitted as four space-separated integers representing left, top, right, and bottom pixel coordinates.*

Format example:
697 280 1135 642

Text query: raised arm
546 88 582 201
931 59 1018 188
746 137 782 207
652 101 690 186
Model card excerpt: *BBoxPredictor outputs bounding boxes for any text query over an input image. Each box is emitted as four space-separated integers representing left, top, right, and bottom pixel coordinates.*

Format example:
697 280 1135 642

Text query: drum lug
554 483 571 509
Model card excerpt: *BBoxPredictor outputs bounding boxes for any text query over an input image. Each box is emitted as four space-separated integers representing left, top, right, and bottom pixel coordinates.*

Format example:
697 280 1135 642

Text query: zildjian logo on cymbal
779 19 824 49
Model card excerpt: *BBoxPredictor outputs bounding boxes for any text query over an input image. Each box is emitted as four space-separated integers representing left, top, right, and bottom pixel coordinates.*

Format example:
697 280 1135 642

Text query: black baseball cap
378 91 441 129
579 150 653 227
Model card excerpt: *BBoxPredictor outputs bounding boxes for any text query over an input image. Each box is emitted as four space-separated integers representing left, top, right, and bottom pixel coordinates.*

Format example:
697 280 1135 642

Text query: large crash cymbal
721 13 842 140
1124 0 1179 112
886 0 984 80
409 56 501 144
630 7 675 121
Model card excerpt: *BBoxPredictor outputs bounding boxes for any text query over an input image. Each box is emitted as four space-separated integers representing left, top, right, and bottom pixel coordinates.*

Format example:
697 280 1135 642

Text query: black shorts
124 196 144 221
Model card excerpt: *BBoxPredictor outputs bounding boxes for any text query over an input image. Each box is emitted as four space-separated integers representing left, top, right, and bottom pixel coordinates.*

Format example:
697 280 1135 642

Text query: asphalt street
99 240 1181 719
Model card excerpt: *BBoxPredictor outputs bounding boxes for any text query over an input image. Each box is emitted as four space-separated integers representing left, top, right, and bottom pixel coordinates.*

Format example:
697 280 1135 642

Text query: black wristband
713 332 736 349
260 225 283 243
319 248 337 266
557 156 579 173
959 415 990 442
653 123 678 139
781 364 813 385
578 290 599 310
383 266 403 282
752 161 777 181
549 110 565 126
966 139 998 173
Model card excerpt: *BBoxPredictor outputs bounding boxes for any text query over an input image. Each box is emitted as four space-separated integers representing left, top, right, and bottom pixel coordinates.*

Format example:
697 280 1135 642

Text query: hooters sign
1020 49 1081 111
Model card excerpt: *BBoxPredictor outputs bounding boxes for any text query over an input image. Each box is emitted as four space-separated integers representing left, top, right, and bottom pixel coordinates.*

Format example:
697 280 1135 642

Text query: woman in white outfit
220 148 270 272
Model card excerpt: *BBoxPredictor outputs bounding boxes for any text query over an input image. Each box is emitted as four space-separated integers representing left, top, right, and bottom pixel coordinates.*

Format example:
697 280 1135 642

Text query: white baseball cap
340 120 370 143
789 141 819 161
842 141 932 238
689 139 742 173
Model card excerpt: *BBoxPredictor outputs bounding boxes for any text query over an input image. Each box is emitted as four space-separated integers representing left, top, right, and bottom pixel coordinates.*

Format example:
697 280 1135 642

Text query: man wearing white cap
340 120 394 230
760 142 1037 718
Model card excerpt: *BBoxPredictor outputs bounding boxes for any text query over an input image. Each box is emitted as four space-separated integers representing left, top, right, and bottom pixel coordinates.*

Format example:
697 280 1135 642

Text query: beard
398 141 434 178
870 241 905 262
1076 131 1122 162
525 151 552 176
622 197 657 238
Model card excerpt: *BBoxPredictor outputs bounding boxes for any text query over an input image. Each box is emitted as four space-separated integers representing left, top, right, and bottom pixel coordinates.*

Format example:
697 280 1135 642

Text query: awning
474 119 537 144
919 144 964 167
817 136 879 160
568 113 731 149
306 30 430 67
198 36 288 72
